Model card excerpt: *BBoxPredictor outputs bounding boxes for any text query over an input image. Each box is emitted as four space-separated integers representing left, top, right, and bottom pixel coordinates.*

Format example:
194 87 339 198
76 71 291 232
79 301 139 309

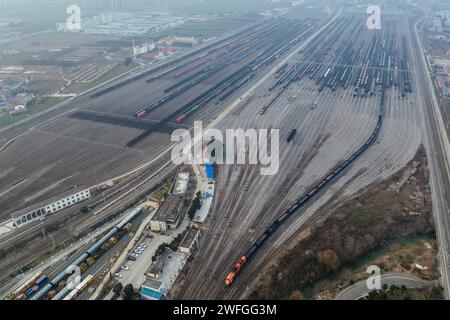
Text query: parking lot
113 215 190 291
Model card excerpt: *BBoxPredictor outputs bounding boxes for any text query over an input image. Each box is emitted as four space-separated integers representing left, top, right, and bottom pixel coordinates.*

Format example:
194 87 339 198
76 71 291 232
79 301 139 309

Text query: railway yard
0 11 320 215
1 1 450 301
174 8 450 299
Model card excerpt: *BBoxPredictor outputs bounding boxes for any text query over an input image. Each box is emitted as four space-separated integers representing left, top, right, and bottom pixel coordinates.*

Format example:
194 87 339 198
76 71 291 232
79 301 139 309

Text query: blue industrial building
205 162 214 180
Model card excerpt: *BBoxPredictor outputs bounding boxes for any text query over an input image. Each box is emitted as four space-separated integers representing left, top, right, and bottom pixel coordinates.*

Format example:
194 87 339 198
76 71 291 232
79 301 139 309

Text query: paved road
336 273 436 300
409 10 450 299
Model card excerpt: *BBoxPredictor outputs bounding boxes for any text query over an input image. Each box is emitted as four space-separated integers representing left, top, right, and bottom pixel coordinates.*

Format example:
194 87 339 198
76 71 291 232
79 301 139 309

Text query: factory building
178 228 201 255
89 0 124 10
172 36 199 47
149 195 186 233
141 278 165 300
81 15 186 36
146 249 170 279
141 248 188 300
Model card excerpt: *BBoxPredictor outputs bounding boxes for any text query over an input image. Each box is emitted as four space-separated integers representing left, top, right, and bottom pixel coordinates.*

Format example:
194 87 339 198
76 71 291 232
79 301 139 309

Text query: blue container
36 275 48 287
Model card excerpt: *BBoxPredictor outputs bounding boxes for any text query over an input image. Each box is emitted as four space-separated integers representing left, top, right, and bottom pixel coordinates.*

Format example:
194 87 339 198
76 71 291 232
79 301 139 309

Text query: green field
0 113 28 128
31 96 67 113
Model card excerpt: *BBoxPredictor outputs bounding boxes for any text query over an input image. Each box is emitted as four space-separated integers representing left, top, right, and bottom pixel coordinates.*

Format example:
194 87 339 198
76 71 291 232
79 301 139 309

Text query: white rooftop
173 172 189 195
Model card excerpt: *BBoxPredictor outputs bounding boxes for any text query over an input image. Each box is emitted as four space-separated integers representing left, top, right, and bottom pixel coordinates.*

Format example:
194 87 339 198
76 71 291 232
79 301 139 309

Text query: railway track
222 13 403 287
176 10 421 299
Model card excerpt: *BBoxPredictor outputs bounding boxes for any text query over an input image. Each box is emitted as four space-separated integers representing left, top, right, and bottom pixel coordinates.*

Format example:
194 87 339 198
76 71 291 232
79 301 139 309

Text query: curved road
336 273 436 300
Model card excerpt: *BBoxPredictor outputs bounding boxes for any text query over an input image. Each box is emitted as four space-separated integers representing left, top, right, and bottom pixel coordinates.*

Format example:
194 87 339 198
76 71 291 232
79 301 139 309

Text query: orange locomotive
225 256 247 286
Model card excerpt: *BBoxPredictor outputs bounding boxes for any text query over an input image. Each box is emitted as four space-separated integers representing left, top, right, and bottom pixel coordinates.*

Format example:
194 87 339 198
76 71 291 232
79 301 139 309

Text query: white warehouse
13 189 91 227
44 189 90 214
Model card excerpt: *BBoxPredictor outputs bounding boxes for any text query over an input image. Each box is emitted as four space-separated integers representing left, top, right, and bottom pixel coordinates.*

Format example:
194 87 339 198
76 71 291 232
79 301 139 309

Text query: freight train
225 99 385 286
63 275 94 300
224 21 410 285
225 74 390 288
31 207 143 300
133 19 314 121
224 16 413 286
127 64 254 147
7 273 49 300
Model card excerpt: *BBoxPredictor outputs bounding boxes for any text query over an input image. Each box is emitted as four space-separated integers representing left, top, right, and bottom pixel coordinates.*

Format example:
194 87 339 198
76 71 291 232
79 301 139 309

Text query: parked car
121 265 129 270
114 273 122 278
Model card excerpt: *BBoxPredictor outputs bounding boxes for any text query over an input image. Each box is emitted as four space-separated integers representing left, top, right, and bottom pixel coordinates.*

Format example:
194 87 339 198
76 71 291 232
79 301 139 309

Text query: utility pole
50 234 56 249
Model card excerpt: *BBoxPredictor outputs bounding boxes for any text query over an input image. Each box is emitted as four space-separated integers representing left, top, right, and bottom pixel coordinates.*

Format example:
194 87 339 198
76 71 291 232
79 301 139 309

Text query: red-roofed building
163 47 174 54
